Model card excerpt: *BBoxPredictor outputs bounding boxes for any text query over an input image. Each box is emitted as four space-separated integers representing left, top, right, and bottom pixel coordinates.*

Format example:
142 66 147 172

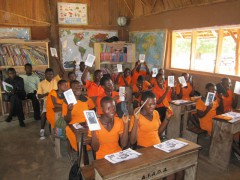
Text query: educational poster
58 2 88 25
0 27 31 40
59 29 117 69
129 30 167 70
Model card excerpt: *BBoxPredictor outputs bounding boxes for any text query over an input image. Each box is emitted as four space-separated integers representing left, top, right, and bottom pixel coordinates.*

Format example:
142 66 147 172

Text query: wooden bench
81 165 95 180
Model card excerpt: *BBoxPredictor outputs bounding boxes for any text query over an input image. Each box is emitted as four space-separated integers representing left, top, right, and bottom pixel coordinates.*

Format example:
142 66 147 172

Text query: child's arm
37 93 48 99
64 103 73 122
55 57 65 78
197 103 213 118
130 108 140 145
143 62 150 75
120 114 129 148
114 72 122 84
156 87 170 104
91 131 100 152
81 66 89 85
51 96 62 109
131 61 141 76
158 111 172 135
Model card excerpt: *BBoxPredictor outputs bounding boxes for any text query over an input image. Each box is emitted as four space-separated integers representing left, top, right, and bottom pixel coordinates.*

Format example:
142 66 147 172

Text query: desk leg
209 120 233 170
78 134 85 167
184 163 198 180
167 104 181 139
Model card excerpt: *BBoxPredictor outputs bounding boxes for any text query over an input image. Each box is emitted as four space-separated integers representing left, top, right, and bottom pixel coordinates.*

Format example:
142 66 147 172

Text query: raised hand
122 114 129 124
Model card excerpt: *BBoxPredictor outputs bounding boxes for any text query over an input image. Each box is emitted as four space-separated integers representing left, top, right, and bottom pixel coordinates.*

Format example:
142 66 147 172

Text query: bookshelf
0 39 49 116
94 42 135 79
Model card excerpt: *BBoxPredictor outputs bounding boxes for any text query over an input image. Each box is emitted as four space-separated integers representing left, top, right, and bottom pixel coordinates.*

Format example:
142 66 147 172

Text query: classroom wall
128 0 240 95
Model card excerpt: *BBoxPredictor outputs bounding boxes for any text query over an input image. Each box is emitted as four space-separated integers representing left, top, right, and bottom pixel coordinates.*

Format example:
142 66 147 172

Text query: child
81 66 104 102
62 80 95 151
176 73 194 100
196 83 220 135
67 71 77 88
74 61 91 84
115 68 131 87
46 80 68 129
96 76 120 115
90 96 129 159
131 61 150 85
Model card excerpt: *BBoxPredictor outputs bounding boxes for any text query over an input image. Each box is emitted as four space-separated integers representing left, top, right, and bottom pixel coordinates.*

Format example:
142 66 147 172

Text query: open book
63 89 77 105
154 139 188 153
2 81 13 92
104 148 141 164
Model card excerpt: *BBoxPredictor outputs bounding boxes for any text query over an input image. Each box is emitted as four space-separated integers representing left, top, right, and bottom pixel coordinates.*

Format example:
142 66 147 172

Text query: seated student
81 66 104 102
46 80 68 128
37 58 64 139
96 76 120 115
62 80 95 152
115 68 131 87
196 83 220 136
152 73 172 121
20 63 41 120
4 68 26 127
67 71 77 88
89 96 129 159
131 60 150 85
150 68 165 87
132 75 152 109
176 73 194 100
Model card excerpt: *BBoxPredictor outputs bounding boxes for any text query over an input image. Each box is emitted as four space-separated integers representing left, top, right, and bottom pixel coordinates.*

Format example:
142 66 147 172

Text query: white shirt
75 69 91 84
20 74 40 94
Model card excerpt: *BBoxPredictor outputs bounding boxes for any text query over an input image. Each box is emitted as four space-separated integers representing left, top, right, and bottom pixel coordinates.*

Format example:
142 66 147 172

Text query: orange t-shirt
222 89 233 113
196 98 219 136
89 117 124 159
85 80 104 98
67 82 71 89
150 77 157 87
96 91 120 115
132 70 147 85
63 96 95 151
130 110 161 147
176 82 192 100
46 90 64 128
132 81 151 105
118 76 131 87
152 84 170 108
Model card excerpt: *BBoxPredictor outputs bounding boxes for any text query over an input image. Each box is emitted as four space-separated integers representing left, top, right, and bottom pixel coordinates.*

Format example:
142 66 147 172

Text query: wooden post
190 31 197 70
214 29 223 73
235 29 240 75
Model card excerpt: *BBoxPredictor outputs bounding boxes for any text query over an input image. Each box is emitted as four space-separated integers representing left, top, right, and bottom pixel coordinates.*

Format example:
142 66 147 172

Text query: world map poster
59 29 118 69
129 30 167 70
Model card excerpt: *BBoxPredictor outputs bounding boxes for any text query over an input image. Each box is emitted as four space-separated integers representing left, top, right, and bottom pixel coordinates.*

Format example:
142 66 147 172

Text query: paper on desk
221 112 240 123
104 148 141 164
154 139 188 153
171 100 191 105
72 123 83 129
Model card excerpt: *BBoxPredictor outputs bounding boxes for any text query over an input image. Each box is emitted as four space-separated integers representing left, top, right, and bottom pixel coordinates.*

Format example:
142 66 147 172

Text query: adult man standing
20 63 41 120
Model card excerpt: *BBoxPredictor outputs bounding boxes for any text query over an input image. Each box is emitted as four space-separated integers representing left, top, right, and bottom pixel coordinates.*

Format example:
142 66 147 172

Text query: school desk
167 101 195 139
209 114 240 170
93 138 201 180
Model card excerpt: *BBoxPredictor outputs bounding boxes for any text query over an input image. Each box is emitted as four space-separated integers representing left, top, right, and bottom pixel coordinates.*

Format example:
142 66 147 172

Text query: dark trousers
9 95 25 122
27 93 40 119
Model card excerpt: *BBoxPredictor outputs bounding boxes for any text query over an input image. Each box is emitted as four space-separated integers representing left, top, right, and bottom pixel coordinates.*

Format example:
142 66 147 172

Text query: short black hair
7 68 16 73
70 80 80 88
100 96 114 108
221 78 229 83
137 75 144 83
156 73 164 79
141 91 156 102
45 68 54 74
182 72 188 76
57 79 67 86
94 70 102 77
124 68 130 72
205 83 215 90
100 76 111 86
80 61 85 66
24 63 32 68
68 71 75 77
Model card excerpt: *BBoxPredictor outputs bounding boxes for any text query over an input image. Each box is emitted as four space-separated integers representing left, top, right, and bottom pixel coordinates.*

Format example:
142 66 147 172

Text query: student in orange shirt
176 73 194 100
196 83 220 136
46 80 68 129
131 60 150 85
96 76 120 115
132 75 152 109
67 71 77 88
149 68 165 87
90 96 129 159
81 66 104 102
62 80 95 152
115 68 131 87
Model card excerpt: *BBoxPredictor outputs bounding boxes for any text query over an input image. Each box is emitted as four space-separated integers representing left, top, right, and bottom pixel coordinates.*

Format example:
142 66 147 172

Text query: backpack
69 161 82 180
54 116 67 139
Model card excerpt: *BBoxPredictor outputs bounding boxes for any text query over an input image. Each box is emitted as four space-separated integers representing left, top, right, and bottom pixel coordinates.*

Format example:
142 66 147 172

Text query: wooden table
167 101 196 139
209 116 240 170
93 138 201 180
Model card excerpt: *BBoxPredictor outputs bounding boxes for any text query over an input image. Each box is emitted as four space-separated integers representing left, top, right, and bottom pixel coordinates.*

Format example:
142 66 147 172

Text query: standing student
37 57 64 139
74 61 91 84
46 80 68 128
20 63 41 120
4 68 26 127
81 66 104 102
62 80 95 152
96 76 120 115
131 60 150 85
115 68 131 87
176 73 194 100
90 96 129 159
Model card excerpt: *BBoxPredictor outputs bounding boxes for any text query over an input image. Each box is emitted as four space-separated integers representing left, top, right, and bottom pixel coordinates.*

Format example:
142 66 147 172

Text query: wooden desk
209 117 240 170
167 101 195 139
93 138 201 180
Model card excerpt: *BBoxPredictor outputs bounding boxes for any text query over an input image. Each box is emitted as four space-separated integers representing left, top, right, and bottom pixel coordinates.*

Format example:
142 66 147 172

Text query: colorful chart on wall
59 29 118 69
0 27 31 40
58 2 88 25
129 30 167 70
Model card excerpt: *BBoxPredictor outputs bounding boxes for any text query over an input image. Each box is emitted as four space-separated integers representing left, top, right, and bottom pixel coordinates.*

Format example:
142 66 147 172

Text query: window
171 26 240 76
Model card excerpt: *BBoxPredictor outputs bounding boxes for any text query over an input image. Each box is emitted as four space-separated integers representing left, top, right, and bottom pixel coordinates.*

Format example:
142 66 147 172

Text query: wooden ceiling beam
123 0 134 16
151 0 158 12
227 29 237 43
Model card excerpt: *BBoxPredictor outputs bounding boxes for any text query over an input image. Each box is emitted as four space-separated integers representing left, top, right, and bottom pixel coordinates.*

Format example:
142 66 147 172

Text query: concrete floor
0 117 240 180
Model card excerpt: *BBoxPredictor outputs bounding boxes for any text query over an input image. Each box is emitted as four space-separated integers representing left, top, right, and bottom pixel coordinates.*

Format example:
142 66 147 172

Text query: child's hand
122 114 129 124
113 95 120 102
44 92 49 97
134 107 141 120
67 103 74 111
166 109 173 119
